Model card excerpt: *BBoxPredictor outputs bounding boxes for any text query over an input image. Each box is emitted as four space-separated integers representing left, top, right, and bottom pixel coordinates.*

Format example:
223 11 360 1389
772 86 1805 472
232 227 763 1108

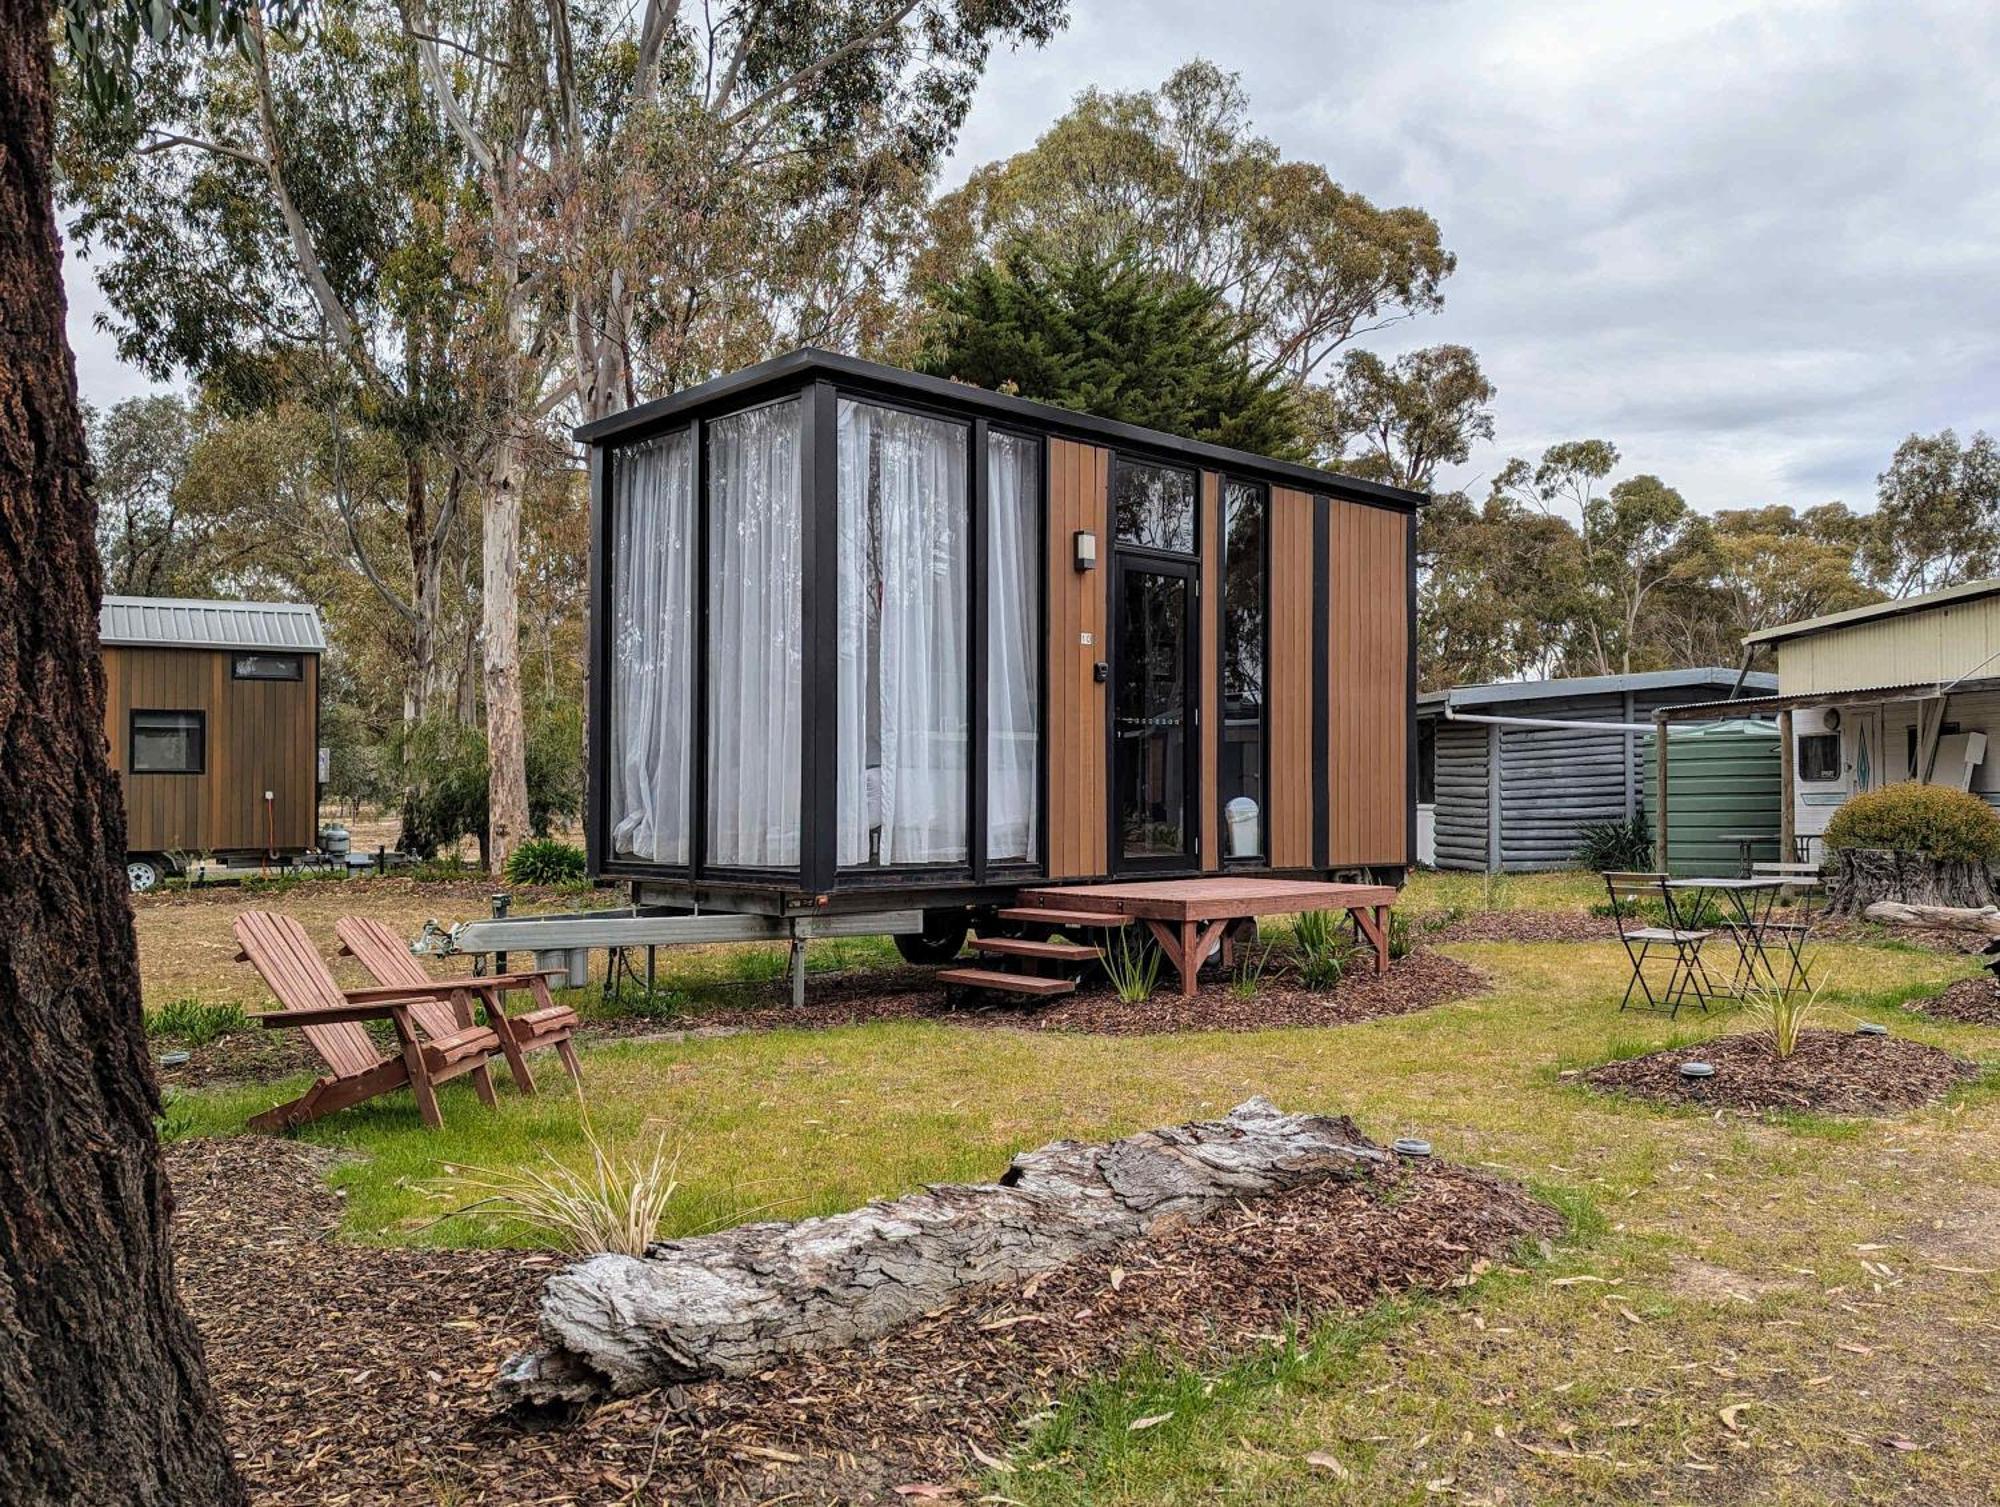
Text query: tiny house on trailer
99 596 325 891
578 350 1420 964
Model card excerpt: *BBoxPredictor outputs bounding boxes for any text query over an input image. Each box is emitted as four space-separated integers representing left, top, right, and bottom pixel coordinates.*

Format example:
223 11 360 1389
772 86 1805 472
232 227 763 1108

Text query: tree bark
482 429 529 871
0 8 244 1501
497 1099 1389 1406
1862 900 2000 937
1825 846 1998 916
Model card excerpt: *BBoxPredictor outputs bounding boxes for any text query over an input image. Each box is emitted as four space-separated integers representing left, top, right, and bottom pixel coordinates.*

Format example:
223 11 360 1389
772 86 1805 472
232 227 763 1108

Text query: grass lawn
160 924 2000 1504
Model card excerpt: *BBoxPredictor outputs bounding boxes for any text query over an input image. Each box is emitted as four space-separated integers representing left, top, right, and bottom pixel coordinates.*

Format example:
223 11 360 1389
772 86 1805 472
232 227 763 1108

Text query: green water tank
1641 718 1783 876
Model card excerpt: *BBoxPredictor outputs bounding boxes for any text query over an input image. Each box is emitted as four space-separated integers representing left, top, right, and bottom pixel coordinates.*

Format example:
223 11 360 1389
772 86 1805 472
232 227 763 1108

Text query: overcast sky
63 0 2000 513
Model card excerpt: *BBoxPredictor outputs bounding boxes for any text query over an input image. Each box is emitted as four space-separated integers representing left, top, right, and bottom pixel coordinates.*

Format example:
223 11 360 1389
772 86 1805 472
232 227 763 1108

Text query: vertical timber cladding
1046 438 1111 878
1200 472 1222 871
1325 499 1411 865
1266 487 1316 868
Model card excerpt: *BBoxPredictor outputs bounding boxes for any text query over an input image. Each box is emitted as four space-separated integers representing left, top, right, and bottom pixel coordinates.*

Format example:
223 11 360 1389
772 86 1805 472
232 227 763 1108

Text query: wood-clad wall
1266 486 1317 868
1045 439 1110 878
1199 472 1221 870
103 646 319 854
1326 501 1410 865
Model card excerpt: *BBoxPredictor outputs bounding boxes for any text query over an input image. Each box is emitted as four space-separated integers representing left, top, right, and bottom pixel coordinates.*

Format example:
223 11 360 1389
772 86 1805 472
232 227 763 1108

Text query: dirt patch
1907 974 2000 1025
1582 1029 1980 1116
171 1133 1557 1505
1666 1257 1802 1304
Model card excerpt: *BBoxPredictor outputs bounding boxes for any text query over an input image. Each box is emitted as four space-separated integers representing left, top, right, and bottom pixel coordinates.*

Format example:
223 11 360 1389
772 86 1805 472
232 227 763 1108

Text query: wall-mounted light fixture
1073 529 1098 571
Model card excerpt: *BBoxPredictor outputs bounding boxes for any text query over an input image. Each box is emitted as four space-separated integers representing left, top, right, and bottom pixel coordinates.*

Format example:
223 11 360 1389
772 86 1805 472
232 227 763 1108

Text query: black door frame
1108 550 1201 875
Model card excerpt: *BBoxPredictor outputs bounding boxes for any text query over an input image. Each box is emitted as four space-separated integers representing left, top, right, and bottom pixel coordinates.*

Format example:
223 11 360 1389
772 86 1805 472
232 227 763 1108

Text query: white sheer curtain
988 432 1040 862
707 400 802 868
835 400 969 867
608 428 695 863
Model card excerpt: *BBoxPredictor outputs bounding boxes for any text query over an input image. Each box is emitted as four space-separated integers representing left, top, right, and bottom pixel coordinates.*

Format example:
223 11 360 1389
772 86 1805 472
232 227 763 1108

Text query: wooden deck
1017 878 1398 997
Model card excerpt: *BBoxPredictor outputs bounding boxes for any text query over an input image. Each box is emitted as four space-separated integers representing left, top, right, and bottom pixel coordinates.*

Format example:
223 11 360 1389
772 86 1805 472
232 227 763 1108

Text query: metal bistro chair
1603 872 1717 1017
1748 861 1823 991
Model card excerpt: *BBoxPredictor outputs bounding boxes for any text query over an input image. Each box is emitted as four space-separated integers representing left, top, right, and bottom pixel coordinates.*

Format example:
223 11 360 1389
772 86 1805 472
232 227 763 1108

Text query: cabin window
232 653 302 681
1798 733 1840 782
988 431 1042 863
608 427 696 865
1417 719 1438 804
707 399 803 869
1113 458 1197 553
130 710 204 774
1219 478 1266 858
835 399 970 868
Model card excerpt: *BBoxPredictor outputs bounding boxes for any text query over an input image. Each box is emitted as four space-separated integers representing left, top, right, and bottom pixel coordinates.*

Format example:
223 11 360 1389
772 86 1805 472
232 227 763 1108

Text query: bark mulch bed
1581 1028 1980 1116
1908 974 2000 1026
172 1134 1557 1506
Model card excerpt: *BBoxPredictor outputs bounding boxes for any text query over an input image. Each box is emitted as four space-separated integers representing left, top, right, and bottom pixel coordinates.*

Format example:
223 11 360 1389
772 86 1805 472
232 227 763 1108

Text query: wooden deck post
1777 707 1796 864
1653 712 1671 873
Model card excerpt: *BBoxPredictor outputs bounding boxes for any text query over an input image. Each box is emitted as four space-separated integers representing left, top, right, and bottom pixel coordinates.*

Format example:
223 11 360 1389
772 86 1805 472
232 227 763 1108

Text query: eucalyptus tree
1311 343 1495 490
1863 429 2000 598
923 59 1454 387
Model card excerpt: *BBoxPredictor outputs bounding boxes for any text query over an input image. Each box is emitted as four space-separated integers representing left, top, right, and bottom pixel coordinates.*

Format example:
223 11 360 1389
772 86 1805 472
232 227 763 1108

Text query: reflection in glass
1220 479 1266 858
1117 566 1190 860
1114 460 1196 552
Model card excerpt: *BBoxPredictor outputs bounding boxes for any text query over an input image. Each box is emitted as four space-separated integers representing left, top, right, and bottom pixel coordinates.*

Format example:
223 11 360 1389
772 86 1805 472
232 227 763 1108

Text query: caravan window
1798 733 1840 782
131 710 204 774
834 399 970 869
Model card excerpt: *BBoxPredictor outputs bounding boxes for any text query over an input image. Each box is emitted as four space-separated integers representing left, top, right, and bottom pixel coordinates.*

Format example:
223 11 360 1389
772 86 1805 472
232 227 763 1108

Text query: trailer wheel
893 909 971 966
126 856 164 893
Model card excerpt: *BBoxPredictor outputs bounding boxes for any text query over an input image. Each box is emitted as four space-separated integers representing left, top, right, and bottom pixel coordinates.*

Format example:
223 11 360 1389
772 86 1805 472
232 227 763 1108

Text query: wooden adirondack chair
335 915 583 1095
234 911 503 1132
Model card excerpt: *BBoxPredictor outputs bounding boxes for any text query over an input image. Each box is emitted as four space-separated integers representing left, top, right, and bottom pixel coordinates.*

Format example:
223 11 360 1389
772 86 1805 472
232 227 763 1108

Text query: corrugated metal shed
1418 668 1776 872
99 596 326 654
1742 579 2000 696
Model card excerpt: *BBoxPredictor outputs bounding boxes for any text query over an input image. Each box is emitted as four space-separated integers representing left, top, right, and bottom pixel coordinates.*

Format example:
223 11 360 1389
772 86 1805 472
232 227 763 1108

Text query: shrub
505 837 587 887
1823 782 2000 863
148 997 248 1046
1574 811 1653 872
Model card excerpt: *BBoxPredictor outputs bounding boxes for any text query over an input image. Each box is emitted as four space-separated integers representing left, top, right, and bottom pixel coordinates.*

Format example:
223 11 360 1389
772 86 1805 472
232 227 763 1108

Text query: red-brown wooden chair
335 915 583 1096
234 911 503 1132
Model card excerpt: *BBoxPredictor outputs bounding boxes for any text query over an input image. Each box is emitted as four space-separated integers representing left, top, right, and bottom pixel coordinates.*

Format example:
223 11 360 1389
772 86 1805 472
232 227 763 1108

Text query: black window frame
230 652 304 681
1217 474 1271 865
129 708 206 775
1111 453 1200 557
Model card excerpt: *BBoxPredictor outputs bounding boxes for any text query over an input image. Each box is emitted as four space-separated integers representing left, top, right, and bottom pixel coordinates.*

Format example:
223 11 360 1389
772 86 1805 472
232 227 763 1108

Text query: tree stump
1825 847 1997 917
496 1098 1388 1407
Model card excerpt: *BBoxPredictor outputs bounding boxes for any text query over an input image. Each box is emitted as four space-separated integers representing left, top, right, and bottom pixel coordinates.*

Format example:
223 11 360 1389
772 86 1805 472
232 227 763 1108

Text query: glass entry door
1113 555 1198 870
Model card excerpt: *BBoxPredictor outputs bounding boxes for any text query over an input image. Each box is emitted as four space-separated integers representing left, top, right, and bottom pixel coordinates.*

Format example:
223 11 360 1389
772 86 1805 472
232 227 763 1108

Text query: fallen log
1862 900 2000 937
496 1097 1388 1407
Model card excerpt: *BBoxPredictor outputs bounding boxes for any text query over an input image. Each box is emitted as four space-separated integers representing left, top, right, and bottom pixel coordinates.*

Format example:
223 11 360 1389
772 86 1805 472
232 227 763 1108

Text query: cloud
947 0 2000 511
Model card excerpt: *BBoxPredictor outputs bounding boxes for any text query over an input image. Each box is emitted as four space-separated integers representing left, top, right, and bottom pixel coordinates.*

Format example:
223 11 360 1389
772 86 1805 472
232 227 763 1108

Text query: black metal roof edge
572 347 1429 511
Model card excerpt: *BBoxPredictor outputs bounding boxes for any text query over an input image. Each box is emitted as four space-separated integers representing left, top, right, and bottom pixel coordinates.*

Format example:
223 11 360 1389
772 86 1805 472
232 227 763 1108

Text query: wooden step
995 906 1132 928
936 966 1078 998
972 936 1101 962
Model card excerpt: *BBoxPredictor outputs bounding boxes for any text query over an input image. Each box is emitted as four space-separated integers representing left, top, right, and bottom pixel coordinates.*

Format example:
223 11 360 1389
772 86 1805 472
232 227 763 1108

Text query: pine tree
918 244 1309 460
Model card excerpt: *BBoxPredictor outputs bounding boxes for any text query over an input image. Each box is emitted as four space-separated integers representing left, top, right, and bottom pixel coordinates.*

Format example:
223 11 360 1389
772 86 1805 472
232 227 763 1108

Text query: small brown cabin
580 350 1420 920
99 596 325 889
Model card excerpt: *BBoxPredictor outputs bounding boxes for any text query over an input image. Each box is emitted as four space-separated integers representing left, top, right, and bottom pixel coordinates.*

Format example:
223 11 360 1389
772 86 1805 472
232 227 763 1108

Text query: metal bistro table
1665 875 1821 996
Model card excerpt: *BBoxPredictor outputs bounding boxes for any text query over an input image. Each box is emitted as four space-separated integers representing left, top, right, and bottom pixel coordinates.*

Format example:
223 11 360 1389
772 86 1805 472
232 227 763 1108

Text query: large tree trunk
497 1099 1389 1407
482 430 529 871
0 10 244 1502
1826 846 1998 917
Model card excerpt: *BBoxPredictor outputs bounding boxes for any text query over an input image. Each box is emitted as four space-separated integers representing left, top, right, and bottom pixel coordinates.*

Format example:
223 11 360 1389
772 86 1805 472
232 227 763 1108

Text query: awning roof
1742 577 2000 646
1654 675 2000 722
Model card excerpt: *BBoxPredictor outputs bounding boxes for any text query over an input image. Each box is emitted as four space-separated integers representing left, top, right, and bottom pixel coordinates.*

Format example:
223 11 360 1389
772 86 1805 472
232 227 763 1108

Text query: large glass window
131 710 204 774
607 427 696 864
1114 458 1196 553
988 432 1041 863
835 400 970 868
1220 479 1266 859
707 400 802 868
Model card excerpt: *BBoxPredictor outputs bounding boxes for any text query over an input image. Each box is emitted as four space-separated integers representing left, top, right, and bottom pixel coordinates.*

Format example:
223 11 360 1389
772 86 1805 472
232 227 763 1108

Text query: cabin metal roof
1417 667 1775 712
99 596 327 654
571 348 1428 512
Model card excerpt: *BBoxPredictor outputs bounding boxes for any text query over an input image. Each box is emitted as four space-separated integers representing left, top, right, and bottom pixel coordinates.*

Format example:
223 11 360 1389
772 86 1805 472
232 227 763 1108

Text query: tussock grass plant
1101 929 1163 1004
148 996 248 1046
1744 964 1832 1060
